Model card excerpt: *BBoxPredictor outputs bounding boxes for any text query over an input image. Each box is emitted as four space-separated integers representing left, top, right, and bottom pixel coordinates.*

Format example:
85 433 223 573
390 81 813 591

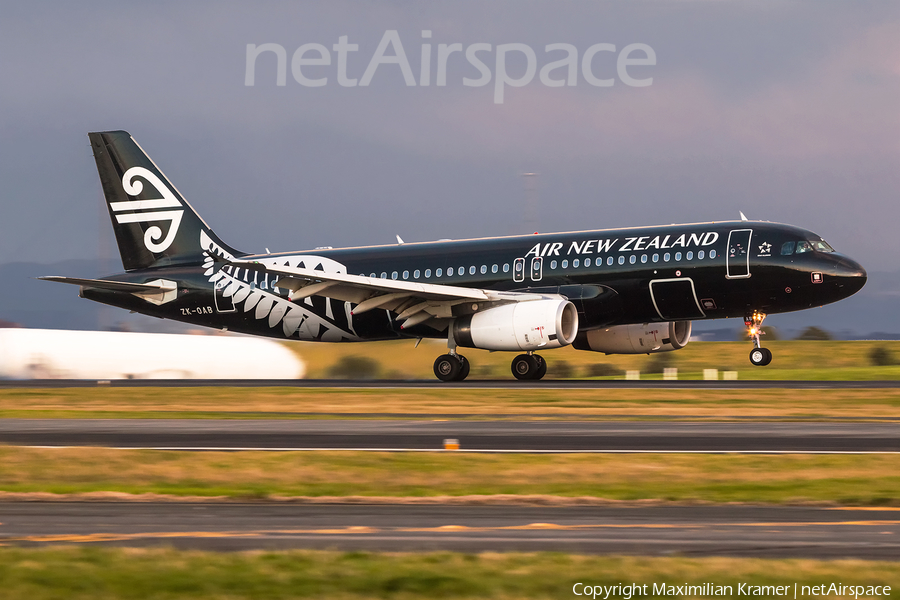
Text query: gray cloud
0 0 897 276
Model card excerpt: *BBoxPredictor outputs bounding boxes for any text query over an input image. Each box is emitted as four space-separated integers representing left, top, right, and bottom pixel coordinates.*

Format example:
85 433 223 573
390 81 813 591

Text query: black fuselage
84 220 867 344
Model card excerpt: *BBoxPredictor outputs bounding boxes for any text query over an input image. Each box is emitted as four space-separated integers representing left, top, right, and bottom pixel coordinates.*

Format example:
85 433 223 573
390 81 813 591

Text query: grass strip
1 448 899 504
0 548 896 599
292 339 900 380
2 387 900 419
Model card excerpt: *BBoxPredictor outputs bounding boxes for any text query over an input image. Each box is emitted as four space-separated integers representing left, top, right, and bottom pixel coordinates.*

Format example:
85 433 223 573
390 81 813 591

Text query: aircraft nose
833 256 867 296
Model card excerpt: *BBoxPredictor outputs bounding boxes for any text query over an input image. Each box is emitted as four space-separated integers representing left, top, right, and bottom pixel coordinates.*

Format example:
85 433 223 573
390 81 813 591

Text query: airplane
42 131 867 381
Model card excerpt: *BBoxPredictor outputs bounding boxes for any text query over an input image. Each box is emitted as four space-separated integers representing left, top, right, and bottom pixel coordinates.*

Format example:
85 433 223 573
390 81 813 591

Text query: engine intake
573 321 691 354
453 299 579 352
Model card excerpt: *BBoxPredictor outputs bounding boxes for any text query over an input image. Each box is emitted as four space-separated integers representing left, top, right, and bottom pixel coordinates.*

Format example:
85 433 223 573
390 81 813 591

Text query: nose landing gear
745 311 772 366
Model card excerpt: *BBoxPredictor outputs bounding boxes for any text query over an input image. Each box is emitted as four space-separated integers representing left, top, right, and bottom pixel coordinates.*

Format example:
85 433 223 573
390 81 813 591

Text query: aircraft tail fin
89 130 243 271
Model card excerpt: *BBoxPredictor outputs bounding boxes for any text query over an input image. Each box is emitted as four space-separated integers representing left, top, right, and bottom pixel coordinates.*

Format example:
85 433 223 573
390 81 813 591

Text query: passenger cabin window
573 259 580 268
781 242 795 256
503 263 510 273
491 264 498 273
436 268 443 277
480 265 487 274
413 269 420 279
607 256 614 266
402 270 409 279
425 269 432 277
618 256 625 265
550 260 557 269
562 260 569 268
458 267 465 276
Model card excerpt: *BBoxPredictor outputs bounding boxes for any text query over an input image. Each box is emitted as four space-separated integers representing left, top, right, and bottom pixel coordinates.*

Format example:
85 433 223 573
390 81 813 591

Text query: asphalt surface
1 503 898 558
2 379 900 389
1 419 897 452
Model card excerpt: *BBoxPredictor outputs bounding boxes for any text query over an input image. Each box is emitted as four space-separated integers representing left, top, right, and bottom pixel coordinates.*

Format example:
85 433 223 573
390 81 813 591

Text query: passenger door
726 229 752 279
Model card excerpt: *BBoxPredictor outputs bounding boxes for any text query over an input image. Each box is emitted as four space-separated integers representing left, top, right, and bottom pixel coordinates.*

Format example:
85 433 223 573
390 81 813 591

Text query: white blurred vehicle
0 329 305 379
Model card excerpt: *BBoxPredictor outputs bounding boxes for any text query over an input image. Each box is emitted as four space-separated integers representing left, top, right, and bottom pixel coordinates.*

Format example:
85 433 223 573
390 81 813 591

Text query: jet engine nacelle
573 321 691 354
453 299 579 352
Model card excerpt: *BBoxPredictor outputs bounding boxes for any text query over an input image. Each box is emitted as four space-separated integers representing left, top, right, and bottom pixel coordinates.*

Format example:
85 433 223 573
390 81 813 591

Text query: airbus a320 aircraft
44 131 867 381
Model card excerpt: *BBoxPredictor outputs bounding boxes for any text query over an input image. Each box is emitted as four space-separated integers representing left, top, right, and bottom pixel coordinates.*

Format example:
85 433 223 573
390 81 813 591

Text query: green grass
0 548 896 599
2 387 900 420
2 448 900 504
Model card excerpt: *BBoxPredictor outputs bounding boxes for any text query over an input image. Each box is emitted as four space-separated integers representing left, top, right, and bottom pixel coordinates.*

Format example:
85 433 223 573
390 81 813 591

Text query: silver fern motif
200 231 358 341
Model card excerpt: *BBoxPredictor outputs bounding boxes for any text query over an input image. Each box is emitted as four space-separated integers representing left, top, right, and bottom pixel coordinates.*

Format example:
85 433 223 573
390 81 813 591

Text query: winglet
739 211 749 221
396 235 405 244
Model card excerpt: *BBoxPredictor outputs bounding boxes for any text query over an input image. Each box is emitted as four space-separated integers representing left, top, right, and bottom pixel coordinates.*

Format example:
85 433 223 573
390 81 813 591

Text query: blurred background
0 1 897 342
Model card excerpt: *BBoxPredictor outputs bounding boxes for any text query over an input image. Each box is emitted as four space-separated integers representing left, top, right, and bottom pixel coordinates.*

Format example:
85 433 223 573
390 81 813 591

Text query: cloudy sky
1 0 897 276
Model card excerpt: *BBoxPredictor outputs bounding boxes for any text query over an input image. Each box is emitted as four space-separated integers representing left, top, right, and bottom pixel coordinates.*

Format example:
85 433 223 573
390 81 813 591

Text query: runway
1 419 897 452
1 502 897 558
2 379 900 389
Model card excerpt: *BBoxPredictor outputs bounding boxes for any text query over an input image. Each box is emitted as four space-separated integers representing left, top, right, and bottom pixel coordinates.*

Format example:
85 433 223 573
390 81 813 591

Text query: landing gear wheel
457 355 470 381
749 347 772 366
534 354 547 380
434 354 461 382
511 354 542 380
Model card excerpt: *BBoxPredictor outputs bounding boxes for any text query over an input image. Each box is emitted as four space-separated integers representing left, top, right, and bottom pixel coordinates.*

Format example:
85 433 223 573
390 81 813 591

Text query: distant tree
0 319 21 328
795 326 833 341
552 360 575 379
646 352 675 373
327 355 381 379
869 346 898 367
586 363 623 378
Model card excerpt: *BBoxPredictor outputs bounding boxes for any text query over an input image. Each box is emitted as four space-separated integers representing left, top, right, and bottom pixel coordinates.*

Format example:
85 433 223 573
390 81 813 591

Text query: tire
457 355 470 381
749 347 772 366
434 354 461 382
533 355 547 380
511 354 539 380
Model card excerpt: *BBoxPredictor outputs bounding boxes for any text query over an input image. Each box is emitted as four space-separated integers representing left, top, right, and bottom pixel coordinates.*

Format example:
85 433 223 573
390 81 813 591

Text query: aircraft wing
220 256 548 329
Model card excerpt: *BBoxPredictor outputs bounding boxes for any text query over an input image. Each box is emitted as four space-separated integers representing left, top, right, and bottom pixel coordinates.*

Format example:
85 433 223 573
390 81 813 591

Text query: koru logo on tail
110 166 184 253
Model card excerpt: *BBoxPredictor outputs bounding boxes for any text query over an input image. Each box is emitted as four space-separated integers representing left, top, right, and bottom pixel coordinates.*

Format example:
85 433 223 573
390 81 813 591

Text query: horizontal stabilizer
38 276 175 294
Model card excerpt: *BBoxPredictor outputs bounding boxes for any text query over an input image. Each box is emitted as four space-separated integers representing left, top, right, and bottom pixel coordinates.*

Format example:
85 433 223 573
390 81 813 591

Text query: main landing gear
433 353 470 382
433 330 549 382
511 353 547 381
745 311 772 366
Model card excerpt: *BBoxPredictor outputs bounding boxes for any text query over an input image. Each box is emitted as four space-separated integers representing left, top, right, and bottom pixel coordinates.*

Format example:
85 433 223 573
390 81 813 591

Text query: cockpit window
795 241 812 254
811 240 834 252
780 242 795 256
